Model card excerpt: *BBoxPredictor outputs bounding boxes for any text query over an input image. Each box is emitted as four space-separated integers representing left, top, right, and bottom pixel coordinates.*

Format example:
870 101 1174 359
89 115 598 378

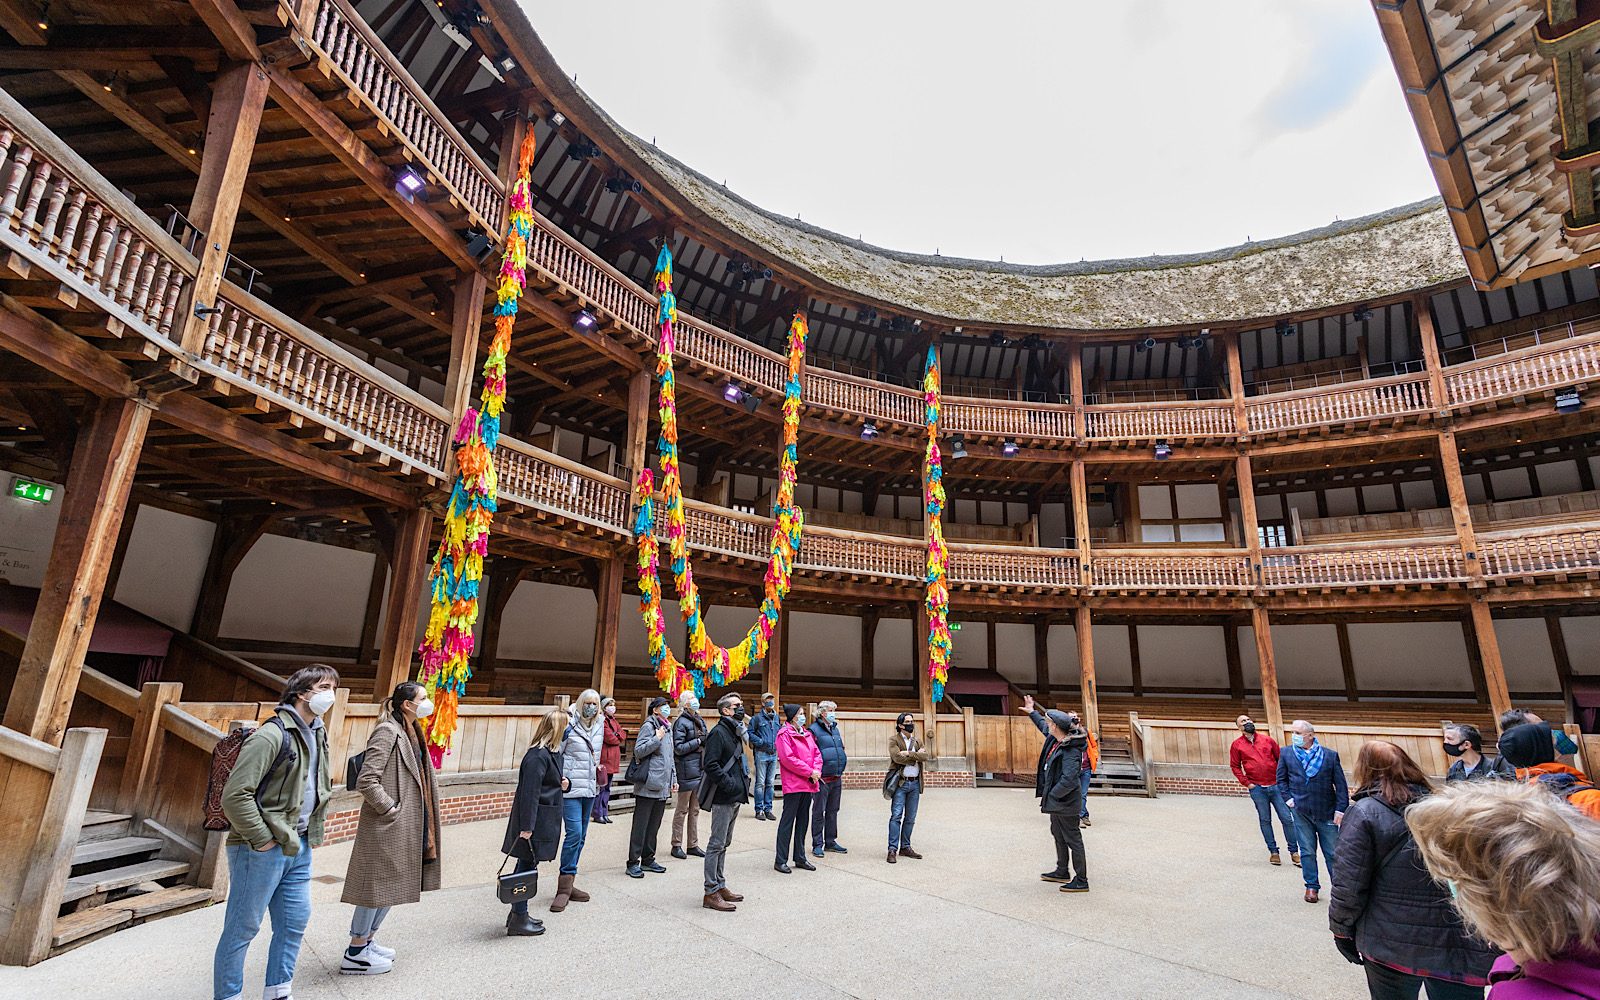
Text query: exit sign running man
10 477 55 504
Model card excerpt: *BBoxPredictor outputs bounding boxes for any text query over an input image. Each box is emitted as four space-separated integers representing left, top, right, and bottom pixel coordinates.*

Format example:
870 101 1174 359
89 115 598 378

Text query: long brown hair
1353 740 1431 805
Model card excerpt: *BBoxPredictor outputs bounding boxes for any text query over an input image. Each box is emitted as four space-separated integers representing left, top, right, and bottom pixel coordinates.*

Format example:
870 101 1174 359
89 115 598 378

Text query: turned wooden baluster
129 241 158 317
37 175 69 254
0 144 32 221
248 324 271 381
17 157 49 234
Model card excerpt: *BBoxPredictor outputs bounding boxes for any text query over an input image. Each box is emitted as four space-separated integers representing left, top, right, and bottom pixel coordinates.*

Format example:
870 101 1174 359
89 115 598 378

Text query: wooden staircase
1089 737 1151 796
49 809 214 955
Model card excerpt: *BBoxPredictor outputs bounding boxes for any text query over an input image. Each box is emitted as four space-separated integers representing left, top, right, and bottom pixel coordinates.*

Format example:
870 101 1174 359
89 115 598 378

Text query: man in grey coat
626 697 678 879
671 690 708 859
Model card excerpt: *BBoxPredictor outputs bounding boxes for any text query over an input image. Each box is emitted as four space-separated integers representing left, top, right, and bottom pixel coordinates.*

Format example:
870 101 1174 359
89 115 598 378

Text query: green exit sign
949 621 962 631
11 477 55 504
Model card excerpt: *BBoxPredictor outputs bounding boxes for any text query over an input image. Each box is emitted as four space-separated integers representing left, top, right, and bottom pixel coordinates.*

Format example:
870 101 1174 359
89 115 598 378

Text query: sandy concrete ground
0 789 1372 999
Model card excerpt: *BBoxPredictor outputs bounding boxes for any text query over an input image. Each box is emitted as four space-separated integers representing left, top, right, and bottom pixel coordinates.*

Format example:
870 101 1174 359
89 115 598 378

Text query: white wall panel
113 506 214 631
1267 624 1342 691
790 612 859 677
1491 617 1559 693
875 616 913 678
1137 626 1226 688
995 622 1032 684
498 581 595 663
221 534 374 646
1348 622 1469 692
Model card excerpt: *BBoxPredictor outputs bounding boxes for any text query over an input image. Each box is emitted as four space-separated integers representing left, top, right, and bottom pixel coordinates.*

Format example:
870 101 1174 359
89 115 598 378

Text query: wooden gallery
0 0 1595 966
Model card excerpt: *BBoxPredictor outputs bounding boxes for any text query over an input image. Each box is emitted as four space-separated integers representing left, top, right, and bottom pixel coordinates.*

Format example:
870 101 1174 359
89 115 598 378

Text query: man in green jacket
213 664 339 1000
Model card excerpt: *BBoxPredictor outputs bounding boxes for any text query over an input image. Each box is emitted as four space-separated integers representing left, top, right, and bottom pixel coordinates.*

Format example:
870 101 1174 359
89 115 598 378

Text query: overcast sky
521 0 1439 265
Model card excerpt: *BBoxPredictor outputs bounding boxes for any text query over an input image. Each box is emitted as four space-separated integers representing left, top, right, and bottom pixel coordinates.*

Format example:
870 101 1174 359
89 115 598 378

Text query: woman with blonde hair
1406 780 1600 998
1329 741 1497 998
502 707 570 937
551 690 603 912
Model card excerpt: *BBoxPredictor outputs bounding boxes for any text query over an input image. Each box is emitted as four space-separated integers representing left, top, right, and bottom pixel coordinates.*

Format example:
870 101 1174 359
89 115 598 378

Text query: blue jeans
754 751 777 812
1079 770 1092 818
214 838 312 1000
1293 812 1340 890
1248 784 1299 854
889 782 921 850
508 854 538 917
560 796 593 875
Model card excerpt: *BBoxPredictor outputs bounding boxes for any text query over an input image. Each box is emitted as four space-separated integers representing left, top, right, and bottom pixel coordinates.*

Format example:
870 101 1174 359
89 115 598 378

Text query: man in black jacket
699 693 750 912
1020 695 1090 892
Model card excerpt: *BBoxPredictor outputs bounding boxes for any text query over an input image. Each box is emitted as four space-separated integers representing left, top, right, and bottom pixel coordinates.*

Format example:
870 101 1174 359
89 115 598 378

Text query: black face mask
899 723 914 734
733 706 746 720
1442 742 1465 757
1242 722 1256 735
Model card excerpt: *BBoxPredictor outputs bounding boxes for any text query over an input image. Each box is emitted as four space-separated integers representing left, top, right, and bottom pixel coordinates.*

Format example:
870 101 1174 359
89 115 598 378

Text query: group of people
1227 708 1600 999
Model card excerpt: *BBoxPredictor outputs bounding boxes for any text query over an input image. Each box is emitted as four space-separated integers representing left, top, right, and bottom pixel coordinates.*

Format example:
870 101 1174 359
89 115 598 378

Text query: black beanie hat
782 703 801 722
647 696 671 716
1497 722 1555 769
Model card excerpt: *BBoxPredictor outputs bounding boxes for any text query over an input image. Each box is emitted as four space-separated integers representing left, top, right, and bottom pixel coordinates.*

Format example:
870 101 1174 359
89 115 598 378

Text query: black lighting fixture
463 227 494 263
1154 439 1172 460
393 164 426 200
1352 304 1373 323
1275 319 1296 337
1020 333 1044 350
1134 336 1157 353
1557 387 1582 414
452 5 490 31
605 174 643 194
989 331 1011 347
741 393 760 414
861 420 878 440
721 380 746 404
886 316 914 333
857 306 878 324
565 138 602 161
1002 438 1019 457
571 308 598 331
548 112 567 128
949 434 968 460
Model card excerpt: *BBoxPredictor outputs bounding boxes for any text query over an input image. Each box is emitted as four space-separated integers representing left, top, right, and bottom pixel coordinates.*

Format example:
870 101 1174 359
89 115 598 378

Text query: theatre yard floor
1 788 1371 1000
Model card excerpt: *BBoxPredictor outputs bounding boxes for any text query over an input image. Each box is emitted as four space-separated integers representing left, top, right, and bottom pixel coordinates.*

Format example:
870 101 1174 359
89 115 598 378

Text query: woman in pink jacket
774 703 822 873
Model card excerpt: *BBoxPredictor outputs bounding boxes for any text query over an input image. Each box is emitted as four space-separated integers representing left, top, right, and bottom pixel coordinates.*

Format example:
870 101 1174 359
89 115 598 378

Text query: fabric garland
633 245 807 699
923 345 952 703
414 128 537 765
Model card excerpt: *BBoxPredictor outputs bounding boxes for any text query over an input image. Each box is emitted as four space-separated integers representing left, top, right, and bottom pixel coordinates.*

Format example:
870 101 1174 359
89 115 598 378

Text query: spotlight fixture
393 165 426 199
989 331 1011 347
565 139 602 160
605 174 643 194
548 112 567 128
1352 304 1373 322
1134 336 1157 353
949 434 968 460
857 307 878 324
722 381 746 404
741 394 759 414
463 227 495 262
571 308 598 331
1557 387 1582 414
861 420 878 440
1002 438 1019 457
887 316 913 333
1020 334 1044 350
1275 320 1296 337
496 54 517 75
1154 439 1172 460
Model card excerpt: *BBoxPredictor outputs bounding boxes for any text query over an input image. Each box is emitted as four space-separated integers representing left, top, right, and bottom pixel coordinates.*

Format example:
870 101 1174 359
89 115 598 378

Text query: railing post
116 680 183 815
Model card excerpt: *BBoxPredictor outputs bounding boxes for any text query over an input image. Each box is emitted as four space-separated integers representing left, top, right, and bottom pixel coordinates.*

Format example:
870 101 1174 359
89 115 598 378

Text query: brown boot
567 877 590 903
717 887 744 903
703 892 736 912
550 873 573 913
886 849 898 863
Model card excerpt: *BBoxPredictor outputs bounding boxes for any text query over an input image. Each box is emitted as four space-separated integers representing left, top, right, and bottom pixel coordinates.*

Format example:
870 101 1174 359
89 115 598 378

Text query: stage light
566 139 601 161
463 228 494 262
572 308 598 331
857 307 878 324
989 331 1010 347
1352 304 1373 322
1135 336 1156 353
605 175 643 194
950 434 967 460
1154 440 1172 460
496 54 516 75
1002 438 1019 457
549 112 566 128
861 420 878 440
722 381 746 404
1557 387 1582 414
394 165 426 198
741 394 759 414
1276 320 1296 337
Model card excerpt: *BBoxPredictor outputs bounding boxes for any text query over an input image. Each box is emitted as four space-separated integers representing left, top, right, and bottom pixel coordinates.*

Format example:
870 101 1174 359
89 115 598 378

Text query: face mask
763 701 774 710
657 706 671 720
900 722 914 734
604 705 615 717
733 706 746 720
685 698 699 712
1442 742 1465 757
794 713 806 727
306 690 336 716
414 698 435 720
1241 722 1256 734
1290 733 1306 748
581 703 597 719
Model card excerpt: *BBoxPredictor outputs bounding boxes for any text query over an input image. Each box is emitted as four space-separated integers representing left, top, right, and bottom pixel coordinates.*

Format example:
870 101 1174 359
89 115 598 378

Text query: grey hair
716 692 742 712
677 689 698 707
1293 719 1315 734
576 688 601 707
818 700 836 713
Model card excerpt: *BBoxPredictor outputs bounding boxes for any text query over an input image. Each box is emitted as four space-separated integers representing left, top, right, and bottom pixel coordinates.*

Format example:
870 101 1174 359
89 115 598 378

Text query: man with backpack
212 664 339 1000
1498 720 1600 822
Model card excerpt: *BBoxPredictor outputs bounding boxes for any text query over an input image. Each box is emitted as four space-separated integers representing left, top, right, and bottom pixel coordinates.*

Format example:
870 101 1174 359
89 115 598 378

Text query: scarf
1293 739 1325 779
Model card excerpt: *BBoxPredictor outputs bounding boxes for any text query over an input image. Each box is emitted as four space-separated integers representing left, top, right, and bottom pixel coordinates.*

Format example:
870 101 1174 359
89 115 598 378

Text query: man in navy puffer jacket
808 701 849 858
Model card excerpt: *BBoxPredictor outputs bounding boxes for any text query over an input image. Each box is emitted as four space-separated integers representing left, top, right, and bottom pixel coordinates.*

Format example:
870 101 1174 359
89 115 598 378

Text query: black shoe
825 843 848 854
1040 871 1073 883
687 847 705 858
642 861 667 874
671 847 687 860
794 859 817 871
1060 878 1090 893
774 861 792 873
507 913 545 936
763 811 776 821
626 864 644 879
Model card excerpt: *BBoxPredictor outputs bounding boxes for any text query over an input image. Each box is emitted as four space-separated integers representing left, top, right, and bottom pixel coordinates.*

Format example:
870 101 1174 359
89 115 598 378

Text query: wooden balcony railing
524 208 659 341
301 0 503 231
801 528 923 580
482 436 634 532
1445 334 1600 408
1247 372 1434 434
948 546 1080 588
0 93 195 340
944 397 1074 440
804 366 924 426
1259 541 1466 588
1479 526 1600 579
197 286 452 476
1083 401 1236 440
1090 549 1253 590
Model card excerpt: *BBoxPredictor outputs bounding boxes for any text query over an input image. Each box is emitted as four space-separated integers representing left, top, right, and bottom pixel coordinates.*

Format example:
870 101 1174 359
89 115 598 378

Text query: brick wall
323 788 517 846
840 770 975 790
1154 776 1248 797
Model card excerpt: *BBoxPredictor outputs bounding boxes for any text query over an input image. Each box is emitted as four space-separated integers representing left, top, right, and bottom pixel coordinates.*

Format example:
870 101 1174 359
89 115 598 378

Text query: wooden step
77 810 134 844
72 836 164 867
51 907 131 948
118 885 215 919
50 887 214 950
61 859 191 903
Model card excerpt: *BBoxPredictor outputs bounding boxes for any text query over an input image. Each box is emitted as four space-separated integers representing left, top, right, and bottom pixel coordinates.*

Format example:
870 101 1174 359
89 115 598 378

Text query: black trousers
1363 962 1483 1000
1050 813 1086 880
776 790 812 863
628 796 667 865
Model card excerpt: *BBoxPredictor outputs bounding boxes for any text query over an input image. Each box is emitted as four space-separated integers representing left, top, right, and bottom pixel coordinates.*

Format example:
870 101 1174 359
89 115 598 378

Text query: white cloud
523 0 1438 263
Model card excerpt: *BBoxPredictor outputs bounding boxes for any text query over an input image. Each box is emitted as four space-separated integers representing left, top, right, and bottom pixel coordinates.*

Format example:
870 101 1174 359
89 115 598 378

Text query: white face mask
306 689 336 717
685 698 699 712
604 705 615 716
413 698 434 720
794 713 807 727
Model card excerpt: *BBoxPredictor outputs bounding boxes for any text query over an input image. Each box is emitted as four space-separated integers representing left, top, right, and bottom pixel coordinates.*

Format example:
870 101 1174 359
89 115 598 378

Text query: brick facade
840 770 975 790
323 789 517 846
1153 776 1248 797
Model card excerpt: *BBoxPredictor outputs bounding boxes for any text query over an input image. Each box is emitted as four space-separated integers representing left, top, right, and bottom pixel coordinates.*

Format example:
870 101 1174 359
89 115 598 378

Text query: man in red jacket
1229 714 1299 867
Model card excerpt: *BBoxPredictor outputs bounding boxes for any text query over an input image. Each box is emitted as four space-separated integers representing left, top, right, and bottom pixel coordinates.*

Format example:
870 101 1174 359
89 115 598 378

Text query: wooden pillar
1236 453 1261 581
190 509 275 640
1336 622 1359 701
1462 617 1491 704
1546 613 1578 724
1223 621 1244 700
1127 622 1143 698
443 270 488 416
174 62 269 354
623 368 651 479
1033 617 1050 697
1075 604 1098 735
372 508 431 703
5 397 150 745
1251 606 1284 742
915 602 933 732
1070 458 1091 587
356 552 387 665
1415 293 1450 412
590 555 624 695
1467 599 1512 717
1224 330 1247 435
985 620 998 671
1437 429 1483 583
1068 345 1086 442
767 607 788 707
860 608 878 692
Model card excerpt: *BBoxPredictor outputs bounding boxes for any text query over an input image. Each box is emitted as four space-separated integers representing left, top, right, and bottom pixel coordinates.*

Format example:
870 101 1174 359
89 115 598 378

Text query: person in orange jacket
1497 721 1600 823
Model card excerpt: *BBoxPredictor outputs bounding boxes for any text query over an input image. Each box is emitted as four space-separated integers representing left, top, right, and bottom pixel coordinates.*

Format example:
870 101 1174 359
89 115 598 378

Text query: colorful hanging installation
633 246 807 699
923 344 952 703
414 128 538 765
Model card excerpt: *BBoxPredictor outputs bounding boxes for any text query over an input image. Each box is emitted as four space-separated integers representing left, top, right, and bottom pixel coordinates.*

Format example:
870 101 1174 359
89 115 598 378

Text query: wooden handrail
159 702 225 752
0 724 61 774
168 633 287 694
78 665 140 718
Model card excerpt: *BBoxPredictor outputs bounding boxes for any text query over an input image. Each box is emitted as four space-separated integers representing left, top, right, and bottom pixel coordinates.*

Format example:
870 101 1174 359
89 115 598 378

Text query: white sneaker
340 943 393 975
367 938 395 960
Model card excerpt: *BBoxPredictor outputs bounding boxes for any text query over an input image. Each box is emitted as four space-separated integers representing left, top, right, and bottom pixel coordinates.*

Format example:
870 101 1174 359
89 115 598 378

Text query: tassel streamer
923 345 952 703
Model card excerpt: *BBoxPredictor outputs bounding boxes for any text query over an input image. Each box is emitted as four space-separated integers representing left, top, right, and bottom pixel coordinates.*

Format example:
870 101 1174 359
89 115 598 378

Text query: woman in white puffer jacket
551 689 604 913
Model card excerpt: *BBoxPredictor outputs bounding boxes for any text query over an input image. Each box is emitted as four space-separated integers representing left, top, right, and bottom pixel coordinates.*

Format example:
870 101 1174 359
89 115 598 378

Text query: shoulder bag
496 850 538 904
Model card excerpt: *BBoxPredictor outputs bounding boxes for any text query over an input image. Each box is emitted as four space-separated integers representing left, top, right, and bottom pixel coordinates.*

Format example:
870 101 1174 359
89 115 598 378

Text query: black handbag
345 750 365 791
496 851 538 904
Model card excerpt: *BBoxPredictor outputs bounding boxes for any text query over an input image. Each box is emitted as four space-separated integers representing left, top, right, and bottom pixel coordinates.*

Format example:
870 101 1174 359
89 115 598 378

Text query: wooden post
591 555 623 695
1252 606 1284 742
1075 604 1099 736
190 510 275 640
1236 453 1261 584
1437 429 1483 584
1068 345 1086 442
443 270 488 417
174 61 269 354
372 508 431 702
1336 622 1359 701
1033 617 1050 697
985 620 998 671
1468 598 1513 718
1070 458 1091 588
1415 294 1450 413
1546 614 1577 725
5 397 150 745
766 607 788 707
356 553 387 665
1127 623 1143 698
1223 621 1244 700
860 608 878 692
623 368 651 479
1224 330 1247 436
915 602 933 736
116 681 182 814
2 726 106 966
325 687 351 785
